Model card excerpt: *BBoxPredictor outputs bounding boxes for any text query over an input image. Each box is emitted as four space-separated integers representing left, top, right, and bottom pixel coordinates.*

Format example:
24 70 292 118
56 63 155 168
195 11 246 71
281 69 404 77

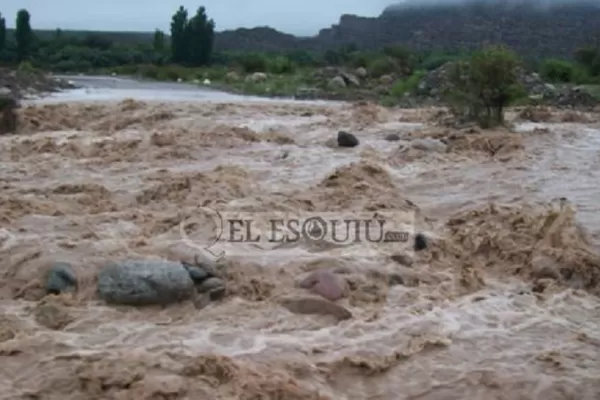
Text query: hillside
215 1 600 58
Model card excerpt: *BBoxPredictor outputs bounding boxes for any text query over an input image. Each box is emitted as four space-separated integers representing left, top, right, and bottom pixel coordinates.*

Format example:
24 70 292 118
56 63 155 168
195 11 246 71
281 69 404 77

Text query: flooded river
1 76 599 399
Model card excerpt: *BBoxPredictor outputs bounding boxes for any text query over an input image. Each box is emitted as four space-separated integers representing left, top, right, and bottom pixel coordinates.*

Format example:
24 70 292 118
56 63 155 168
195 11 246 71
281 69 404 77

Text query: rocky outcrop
214 2 600 59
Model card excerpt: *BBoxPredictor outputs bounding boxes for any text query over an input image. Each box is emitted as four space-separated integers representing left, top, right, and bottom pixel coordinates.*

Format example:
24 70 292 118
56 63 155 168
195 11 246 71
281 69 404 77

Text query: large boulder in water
97 259 195 306
45 262 78 295
337 131 359 147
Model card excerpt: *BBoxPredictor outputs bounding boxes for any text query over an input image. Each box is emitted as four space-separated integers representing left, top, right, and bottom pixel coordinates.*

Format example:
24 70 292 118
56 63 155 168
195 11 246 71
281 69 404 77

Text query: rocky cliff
214 1 600 59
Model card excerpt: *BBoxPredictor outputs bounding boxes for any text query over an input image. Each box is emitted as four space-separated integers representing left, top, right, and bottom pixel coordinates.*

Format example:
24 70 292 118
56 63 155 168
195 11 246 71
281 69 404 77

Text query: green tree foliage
16 9 34 61
383 45 416 75
0 13 6 53
541 59 575 82
368 57 398 77
574 46 600 77
238 53 267 73
169 6 215 66
446 45 522 128
323 44 358 66
186 6 215 66
170 6 188 64
81 34 113 50
153 29 165 53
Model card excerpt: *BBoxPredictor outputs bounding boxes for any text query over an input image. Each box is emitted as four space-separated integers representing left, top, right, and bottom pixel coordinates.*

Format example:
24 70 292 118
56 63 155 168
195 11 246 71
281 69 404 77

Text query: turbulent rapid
1 82 599 399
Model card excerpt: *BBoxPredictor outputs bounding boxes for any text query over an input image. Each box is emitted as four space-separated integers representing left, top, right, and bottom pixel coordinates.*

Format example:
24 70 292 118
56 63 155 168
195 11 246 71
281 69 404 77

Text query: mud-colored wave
1 98 600 399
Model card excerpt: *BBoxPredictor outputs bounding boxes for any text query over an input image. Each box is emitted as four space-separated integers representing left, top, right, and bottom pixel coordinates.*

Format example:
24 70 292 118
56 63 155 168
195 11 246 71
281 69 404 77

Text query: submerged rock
34 302 74 330
414 233 428 251
410 138 447 153
279 295 352 320
182 263 209 283
390 253 414 267
45 262 77 295
298 269 346 301
197 277 227 301
97 260 195 306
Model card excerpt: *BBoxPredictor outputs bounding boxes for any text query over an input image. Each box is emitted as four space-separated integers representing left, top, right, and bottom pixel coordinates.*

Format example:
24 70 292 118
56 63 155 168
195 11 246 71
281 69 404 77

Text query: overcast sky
2 1 393 36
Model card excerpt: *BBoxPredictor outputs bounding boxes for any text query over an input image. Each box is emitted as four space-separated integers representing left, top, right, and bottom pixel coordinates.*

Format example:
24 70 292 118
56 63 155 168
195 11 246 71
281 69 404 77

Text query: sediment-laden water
1 78 599 399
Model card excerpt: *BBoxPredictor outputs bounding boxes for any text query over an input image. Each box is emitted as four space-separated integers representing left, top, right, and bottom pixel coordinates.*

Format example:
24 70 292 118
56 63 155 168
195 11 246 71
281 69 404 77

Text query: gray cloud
385 0 598 10
1 0 392 36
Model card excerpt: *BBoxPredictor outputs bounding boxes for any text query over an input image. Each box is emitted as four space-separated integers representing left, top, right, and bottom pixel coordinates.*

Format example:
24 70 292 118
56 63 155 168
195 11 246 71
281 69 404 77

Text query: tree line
0 6 216 67
0 9 34 62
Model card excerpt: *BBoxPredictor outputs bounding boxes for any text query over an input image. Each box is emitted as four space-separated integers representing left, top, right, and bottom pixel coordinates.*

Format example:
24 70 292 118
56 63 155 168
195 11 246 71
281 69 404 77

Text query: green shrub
368 57 399 77
267 56 295 74
420 55 458 71
390 70 426 97
574 47 600 76
445 45 521 129
200 66 229 81
238 53 267 73
541 59 575 83
284 50 319 67
17 60 36 73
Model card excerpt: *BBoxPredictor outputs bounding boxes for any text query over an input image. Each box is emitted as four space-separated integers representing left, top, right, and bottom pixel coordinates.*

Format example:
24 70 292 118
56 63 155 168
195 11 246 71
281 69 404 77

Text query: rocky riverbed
1 89 600 399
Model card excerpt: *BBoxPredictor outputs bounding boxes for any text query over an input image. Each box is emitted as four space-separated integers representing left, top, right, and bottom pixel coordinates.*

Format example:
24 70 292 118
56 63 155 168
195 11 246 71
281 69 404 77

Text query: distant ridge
17 1 600 60
214 1 600 59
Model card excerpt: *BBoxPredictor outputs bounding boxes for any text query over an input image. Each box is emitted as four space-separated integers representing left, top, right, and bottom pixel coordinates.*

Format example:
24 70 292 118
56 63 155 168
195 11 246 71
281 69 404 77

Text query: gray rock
340 72 360 87
46 262 77 295
355 67 367 78
196 277 227 301
182 263 209 283
390 254 413 267
193 252 223 278
225 71 240 82
298 270 346 301
414 233 428 251
380 74 394 85
209 286 227 301
97 260 195 306
328 76 346 89
385 133 401 141
410 138 447 153
279 295 352 320
247 72 267 82
198 277 226 293
337 131 359 148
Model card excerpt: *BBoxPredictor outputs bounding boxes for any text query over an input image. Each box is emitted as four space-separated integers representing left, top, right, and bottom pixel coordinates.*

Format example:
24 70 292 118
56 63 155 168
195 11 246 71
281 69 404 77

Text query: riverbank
0 65 75 100
3 60 599 111
89 63 458 105
88 63 600 109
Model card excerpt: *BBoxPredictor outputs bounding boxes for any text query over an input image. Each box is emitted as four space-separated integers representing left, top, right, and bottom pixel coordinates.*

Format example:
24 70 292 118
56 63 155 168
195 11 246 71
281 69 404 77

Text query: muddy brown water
1 79 600 399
